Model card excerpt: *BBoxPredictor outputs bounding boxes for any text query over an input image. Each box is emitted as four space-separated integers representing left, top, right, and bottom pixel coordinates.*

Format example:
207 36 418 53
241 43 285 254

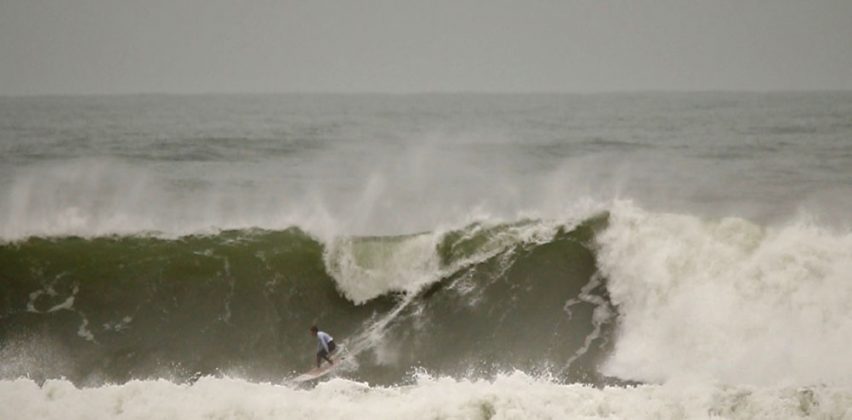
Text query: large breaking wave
3 200 852 418
3 201 851 390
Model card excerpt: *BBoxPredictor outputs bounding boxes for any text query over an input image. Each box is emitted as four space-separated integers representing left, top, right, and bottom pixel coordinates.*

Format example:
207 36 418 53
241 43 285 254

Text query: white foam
324 233 442 304
1 374 849 420
324 219 568 304
597 201 852 386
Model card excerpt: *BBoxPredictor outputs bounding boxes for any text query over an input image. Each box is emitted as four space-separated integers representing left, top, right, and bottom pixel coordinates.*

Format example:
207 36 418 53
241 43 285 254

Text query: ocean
1 93 851 419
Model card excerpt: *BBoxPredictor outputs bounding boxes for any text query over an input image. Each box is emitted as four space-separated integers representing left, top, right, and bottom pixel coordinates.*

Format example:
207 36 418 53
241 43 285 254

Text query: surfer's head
310 325 318 335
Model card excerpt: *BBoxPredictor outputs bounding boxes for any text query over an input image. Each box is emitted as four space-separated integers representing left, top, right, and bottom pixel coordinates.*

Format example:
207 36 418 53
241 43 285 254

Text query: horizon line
2 88 852 99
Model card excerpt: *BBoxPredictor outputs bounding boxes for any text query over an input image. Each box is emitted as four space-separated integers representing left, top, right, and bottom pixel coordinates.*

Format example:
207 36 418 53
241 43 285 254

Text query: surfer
310 325 336 368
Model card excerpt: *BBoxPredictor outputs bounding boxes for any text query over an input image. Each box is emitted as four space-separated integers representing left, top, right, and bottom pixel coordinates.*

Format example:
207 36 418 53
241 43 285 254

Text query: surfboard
292 362 337 382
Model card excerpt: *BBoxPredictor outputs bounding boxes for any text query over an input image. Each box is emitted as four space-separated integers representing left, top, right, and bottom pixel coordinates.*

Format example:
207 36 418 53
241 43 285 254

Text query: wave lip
325 219 567 304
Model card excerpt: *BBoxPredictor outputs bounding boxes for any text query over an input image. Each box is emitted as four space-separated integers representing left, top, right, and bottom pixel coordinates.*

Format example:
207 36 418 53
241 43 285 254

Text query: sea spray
598 201 852 386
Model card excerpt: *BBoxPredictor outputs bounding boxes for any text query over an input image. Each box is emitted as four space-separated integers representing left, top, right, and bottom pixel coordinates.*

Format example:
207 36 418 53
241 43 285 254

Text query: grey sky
2 0 851 95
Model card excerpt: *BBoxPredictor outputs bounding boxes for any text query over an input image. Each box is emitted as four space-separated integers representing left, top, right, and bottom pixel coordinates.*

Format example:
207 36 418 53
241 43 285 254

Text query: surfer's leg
317 349 333 366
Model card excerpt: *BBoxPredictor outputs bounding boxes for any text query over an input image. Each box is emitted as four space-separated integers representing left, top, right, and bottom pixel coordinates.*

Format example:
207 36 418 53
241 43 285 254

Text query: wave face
0 216 615 386
4 204 852 390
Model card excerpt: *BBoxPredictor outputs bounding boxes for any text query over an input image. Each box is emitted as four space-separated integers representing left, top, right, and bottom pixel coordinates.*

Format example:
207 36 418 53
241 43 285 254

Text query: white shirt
317 331 333 352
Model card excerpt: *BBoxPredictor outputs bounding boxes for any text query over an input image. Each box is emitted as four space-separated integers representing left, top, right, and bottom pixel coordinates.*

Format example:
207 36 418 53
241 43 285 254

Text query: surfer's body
311 326 336 367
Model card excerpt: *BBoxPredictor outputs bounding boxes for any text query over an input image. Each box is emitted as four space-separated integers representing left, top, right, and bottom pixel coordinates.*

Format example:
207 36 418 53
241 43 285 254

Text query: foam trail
340 295 418 367
561 273 614 372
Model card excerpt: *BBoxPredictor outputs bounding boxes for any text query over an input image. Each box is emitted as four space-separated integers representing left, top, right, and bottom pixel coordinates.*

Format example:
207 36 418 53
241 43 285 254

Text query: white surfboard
292 363 337 382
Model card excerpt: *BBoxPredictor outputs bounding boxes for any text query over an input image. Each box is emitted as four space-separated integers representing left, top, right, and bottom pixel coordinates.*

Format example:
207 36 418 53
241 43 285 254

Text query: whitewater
1 93 852 419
